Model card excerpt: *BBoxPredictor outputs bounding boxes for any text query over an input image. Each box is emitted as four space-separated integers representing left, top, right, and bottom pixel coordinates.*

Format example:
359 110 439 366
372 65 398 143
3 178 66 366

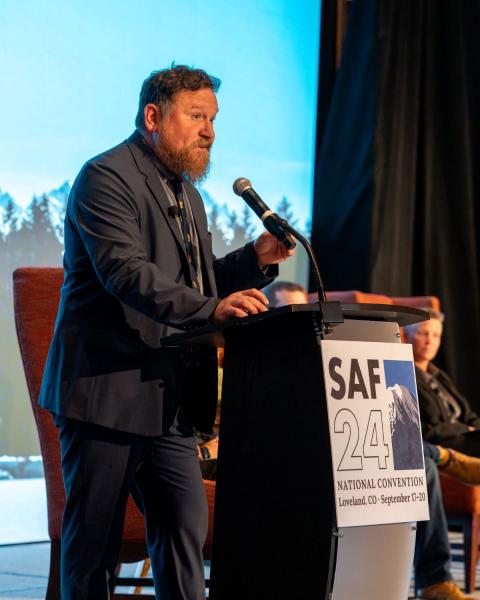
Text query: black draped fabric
310 0 379 291
371 1 480 407
311 0 480 405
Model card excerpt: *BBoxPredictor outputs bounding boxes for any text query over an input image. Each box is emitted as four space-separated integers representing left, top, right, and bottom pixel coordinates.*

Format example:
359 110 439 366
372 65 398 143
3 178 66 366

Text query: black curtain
311 0 480 404
310 0 379 291
371 1 480 407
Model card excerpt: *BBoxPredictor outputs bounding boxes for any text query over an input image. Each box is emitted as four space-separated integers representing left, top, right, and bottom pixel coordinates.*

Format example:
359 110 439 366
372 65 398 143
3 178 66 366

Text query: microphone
233 178 296 250
233 177 332 313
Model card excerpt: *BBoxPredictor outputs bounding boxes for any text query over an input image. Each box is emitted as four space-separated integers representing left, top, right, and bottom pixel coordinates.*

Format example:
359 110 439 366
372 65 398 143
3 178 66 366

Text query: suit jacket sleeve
213 242 277 299
71 161 220 328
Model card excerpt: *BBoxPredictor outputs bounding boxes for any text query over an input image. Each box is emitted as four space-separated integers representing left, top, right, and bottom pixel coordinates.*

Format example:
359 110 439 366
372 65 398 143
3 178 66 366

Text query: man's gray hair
403 307 444 338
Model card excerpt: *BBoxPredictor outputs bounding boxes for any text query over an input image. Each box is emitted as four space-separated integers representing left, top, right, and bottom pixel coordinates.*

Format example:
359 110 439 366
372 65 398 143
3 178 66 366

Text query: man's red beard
155 132 212 184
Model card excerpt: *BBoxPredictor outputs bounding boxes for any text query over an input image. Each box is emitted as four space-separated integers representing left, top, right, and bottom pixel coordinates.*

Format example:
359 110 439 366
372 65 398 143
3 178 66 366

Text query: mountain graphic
0 190 17 211
199 188 231 221
198 187 218 209
388 384 420 431
43 181 72 241
0 190 22 234
0 181 72 240
387 383 424 470
1 180 301 250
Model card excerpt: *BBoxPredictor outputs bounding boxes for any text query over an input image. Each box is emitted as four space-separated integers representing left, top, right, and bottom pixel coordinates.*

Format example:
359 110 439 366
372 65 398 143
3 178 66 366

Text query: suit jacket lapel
126 132 186 257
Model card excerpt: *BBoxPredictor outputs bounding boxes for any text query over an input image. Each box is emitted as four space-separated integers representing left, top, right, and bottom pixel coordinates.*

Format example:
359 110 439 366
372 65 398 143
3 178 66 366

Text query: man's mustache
191 141 212 150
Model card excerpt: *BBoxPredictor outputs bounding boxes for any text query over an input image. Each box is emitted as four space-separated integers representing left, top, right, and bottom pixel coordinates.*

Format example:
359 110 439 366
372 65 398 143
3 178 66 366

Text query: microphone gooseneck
232 177 327 304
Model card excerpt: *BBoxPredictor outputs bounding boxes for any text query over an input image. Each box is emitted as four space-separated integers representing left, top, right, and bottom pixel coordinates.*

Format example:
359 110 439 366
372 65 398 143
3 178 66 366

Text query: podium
163 303 427 600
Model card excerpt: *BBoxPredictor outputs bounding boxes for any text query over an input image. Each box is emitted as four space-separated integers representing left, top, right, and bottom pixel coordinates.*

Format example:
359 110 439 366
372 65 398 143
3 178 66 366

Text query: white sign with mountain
0 181 71 239
321 340 429 527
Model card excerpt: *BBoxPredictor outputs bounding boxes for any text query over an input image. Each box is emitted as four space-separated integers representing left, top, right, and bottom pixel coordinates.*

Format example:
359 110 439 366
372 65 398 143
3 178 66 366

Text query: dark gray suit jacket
39 131 276 435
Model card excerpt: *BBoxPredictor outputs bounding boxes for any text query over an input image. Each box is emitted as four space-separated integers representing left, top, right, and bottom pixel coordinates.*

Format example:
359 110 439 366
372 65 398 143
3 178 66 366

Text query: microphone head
233 177 252 196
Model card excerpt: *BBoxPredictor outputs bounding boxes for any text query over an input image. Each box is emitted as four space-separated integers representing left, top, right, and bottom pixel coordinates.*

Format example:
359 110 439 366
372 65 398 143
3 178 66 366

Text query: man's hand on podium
212 288 268 322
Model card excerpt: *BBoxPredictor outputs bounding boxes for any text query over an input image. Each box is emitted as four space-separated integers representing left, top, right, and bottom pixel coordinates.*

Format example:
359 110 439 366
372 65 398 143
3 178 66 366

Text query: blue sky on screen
0 0 321 229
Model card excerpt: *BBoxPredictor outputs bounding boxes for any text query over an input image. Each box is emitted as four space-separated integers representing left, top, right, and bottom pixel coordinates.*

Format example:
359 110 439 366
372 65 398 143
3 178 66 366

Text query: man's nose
200 120 215 139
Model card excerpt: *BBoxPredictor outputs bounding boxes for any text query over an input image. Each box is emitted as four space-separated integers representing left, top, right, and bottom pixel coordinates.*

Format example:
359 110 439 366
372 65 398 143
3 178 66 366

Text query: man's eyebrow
189 104 219 112
189 104 202 109
188 106 219 119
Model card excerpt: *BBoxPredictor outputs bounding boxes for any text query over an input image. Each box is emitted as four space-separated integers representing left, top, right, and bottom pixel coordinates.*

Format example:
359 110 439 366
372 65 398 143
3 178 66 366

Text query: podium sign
321 340 429 528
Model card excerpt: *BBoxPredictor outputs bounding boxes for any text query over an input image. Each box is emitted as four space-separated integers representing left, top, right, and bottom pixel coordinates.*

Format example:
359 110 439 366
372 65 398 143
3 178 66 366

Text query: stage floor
0 538 479 599
0 543 151 598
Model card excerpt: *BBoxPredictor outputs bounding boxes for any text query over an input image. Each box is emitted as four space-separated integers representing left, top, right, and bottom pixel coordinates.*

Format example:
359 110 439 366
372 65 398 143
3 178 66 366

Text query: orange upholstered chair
391 295 441 312
325 290 394 305
307 289 395 305
13 267 216 598
308 289 441 311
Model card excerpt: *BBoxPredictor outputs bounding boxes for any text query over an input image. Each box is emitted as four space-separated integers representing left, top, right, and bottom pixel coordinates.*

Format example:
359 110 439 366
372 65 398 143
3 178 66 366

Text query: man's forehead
174 89 218 111
417 319 443 332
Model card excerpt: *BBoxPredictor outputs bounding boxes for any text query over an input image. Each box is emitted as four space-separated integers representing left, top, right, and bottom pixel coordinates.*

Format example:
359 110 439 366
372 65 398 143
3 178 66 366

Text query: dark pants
57 417 207 600
414 443 451 590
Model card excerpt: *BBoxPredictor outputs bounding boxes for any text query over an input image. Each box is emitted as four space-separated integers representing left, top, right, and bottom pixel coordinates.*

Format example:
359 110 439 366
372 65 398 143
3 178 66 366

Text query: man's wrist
207 299 222 323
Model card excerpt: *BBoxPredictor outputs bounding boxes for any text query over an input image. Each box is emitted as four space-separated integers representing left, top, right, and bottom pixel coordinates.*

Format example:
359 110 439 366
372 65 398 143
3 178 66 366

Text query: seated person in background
404 309 480 456
263 280 308 307
265 281 480 600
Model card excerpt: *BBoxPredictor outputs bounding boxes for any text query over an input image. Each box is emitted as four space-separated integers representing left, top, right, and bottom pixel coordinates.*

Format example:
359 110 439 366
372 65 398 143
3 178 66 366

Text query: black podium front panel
209 312 335 600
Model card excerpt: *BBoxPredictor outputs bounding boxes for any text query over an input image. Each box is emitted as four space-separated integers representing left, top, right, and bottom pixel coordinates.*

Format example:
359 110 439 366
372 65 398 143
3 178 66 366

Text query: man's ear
144 103 160 133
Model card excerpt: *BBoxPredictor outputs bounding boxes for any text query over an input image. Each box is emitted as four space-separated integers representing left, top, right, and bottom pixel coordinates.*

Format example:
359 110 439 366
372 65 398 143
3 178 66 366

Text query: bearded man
39 65 293 600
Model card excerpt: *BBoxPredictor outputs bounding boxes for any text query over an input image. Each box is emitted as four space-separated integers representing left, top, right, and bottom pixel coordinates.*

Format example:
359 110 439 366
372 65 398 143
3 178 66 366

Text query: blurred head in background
264 281 308 308
403 308 445 371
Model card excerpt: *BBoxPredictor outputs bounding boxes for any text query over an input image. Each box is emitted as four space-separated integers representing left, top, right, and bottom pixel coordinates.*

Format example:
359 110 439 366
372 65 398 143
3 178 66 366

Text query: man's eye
191 113 202 120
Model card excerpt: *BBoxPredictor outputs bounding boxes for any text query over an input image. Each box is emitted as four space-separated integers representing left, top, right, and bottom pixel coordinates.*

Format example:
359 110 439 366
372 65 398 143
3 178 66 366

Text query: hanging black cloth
371 0 480 406
311 0 480 403
310 0 379 291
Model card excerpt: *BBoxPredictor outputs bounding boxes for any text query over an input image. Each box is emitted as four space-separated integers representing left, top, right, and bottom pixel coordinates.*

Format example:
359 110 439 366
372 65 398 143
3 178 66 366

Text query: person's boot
417 580 476 599
437 447 480 485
